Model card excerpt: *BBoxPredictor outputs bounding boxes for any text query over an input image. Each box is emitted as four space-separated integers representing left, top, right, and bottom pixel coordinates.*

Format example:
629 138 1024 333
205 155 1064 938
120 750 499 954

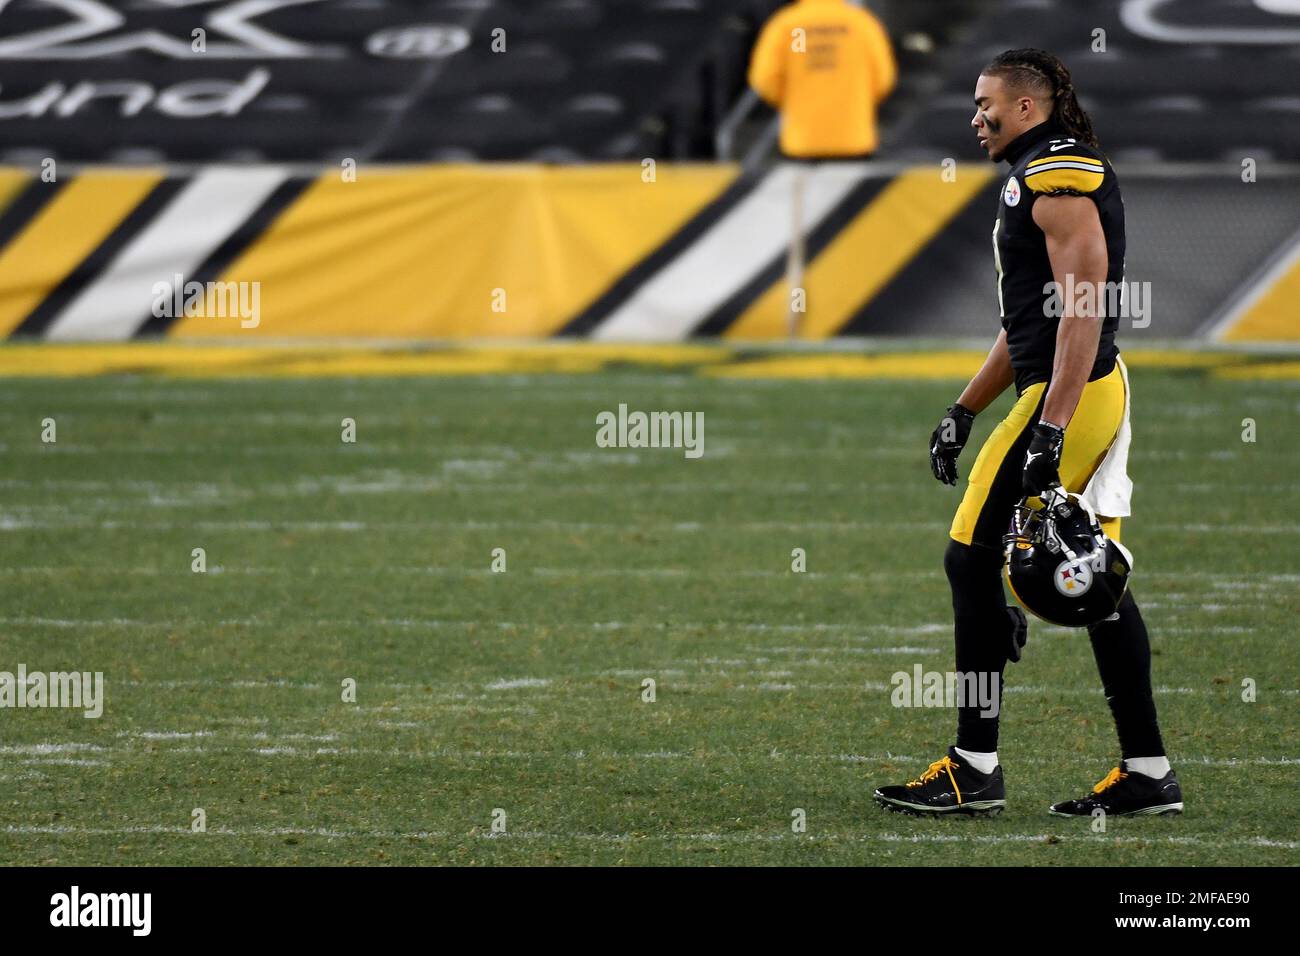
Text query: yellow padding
1 344 1285 381
1219 247 1300 343
1120 350 1238 368
0 171 163 336
703 351 987 379
0 169 30 213
169 164 736 339
1213 361 1300 380
0 342 733 378
724 166 994 340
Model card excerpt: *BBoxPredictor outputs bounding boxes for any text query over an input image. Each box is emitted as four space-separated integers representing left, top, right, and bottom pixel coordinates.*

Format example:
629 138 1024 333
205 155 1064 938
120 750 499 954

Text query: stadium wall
1 163 1295 343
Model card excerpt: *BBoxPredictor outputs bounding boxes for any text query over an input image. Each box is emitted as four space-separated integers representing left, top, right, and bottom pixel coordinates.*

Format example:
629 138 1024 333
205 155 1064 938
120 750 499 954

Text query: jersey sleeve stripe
1025 161 1108 176
1027 154 1103 168
1025 168 1105 194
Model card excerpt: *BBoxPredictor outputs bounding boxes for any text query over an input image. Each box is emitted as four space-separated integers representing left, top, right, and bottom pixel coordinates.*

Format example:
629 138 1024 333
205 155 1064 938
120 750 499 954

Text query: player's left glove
1022 420 1065 497
929 403 975 486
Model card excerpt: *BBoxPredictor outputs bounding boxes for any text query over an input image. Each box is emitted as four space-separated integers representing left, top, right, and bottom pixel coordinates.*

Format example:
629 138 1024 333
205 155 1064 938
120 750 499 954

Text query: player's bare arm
930 330 1014 485
956 328 1015 414
1036 194 1109 429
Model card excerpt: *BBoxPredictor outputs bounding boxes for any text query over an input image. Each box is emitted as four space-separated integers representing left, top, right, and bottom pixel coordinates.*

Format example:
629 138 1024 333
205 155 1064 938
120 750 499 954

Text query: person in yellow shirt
748 0 897 159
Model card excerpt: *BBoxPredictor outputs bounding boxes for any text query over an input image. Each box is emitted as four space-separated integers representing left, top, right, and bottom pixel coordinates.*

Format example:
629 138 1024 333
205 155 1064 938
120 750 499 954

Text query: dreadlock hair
982 48 1098 147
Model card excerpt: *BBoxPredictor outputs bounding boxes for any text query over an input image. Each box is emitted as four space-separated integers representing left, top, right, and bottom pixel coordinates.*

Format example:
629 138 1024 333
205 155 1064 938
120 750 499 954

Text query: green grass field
1 358 1297 865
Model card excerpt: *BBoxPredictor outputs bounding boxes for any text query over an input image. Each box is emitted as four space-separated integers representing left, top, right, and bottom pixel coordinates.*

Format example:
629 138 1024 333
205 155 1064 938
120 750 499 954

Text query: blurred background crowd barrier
0 0 1295 343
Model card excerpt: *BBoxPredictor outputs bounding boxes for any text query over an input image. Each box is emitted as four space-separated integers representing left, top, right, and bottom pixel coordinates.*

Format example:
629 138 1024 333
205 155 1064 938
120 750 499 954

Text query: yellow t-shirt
748 0 897 158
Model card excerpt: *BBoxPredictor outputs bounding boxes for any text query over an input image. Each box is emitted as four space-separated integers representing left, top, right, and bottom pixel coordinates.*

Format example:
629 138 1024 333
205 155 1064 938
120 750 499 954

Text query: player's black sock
945 539 1013 753
1087 589 1166 759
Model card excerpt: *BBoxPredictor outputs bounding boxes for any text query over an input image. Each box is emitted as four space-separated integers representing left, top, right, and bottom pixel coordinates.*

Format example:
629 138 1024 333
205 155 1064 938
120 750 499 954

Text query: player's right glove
929 402 975 485
1022 420 1065 498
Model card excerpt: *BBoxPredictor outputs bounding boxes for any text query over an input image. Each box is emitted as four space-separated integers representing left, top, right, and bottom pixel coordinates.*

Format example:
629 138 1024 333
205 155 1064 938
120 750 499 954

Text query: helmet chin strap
1050 522 1081 563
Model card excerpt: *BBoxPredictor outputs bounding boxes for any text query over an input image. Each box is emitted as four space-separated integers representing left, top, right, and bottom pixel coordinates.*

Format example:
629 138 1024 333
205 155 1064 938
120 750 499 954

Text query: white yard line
3 515 1299 534
45 742 1294 770
0 566 1293 589
0 617 1267 640
3 824 1294 851
10 478 1300 495
485 678 552 690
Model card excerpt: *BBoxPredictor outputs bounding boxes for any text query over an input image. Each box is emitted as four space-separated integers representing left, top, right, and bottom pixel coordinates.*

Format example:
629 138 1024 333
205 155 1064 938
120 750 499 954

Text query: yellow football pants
950 361 1126 550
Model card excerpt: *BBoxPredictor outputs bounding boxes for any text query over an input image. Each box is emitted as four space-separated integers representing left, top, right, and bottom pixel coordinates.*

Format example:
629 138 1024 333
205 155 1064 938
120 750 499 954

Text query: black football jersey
992 120 1125 393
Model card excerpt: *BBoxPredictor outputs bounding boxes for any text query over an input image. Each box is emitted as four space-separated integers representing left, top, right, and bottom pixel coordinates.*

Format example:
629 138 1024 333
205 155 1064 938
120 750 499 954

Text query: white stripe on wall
592 162 871 341
45 167 289 341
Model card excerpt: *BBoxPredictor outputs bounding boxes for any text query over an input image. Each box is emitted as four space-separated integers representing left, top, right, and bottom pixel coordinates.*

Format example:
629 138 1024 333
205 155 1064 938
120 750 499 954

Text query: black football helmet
1002 489 1133 628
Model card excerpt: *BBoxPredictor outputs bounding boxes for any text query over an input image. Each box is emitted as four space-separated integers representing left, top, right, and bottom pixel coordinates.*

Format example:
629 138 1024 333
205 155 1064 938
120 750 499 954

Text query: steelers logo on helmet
1054 559 1094 597
1003 491 1132 628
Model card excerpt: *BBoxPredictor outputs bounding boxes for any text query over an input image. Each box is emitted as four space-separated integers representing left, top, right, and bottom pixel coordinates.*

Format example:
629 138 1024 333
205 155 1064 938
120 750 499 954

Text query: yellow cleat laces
1093 766 1128 794
906 755 963 804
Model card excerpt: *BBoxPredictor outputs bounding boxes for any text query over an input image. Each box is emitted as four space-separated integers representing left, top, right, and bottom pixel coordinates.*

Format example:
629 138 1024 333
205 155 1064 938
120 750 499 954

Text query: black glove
1022 420 1065 497
929 403 975 485
1006 605 1028 663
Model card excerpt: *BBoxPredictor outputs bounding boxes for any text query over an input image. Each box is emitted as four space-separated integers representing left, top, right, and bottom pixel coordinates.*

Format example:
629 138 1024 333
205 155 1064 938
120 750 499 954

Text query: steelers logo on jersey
1003 176 1021 207
1054 559 1094 597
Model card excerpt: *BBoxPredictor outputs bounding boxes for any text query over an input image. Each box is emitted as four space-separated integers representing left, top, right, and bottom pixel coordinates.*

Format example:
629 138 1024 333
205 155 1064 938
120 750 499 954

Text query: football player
873 49 1182 818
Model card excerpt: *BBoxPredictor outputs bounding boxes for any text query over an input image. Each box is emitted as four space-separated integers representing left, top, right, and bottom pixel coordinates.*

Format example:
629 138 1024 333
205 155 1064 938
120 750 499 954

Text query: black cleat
1049 761 1184 817
873 748 1006 816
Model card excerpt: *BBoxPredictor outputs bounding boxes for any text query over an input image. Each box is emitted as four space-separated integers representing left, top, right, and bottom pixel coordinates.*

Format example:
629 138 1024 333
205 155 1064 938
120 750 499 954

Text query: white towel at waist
1079 355 1133 519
